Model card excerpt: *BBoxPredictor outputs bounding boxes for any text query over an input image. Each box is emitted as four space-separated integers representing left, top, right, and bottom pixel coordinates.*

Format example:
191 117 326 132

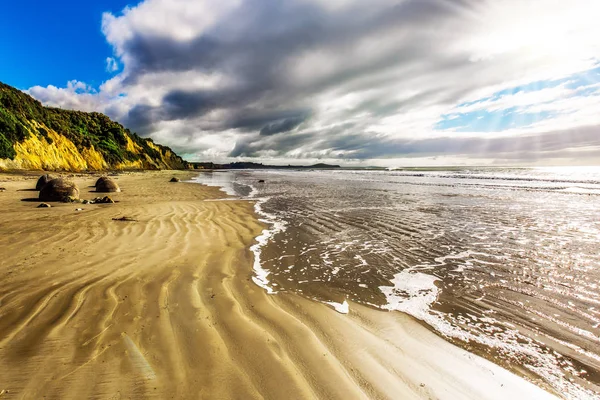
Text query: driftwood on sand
112 216 137 222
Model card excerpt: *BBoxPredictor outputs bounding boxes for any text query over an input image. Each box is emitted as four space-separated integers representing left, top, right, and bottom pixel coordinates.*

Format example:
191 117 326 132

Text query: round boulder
95 177 104 187
36 174 54 191
39 178 80 202
95 177 121 193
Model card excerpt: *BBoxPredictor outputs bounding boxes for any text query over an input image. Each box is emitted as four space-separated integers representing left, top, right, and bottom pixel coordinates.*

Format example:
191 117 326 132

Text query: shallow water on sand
193 167 600 399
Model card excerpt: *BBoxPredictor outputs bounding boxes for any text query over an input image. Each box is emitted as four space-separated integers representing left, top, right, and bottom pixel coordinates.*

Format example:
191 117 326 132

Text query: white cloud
27 80 105 112
26 0 600 165
105 57 119 72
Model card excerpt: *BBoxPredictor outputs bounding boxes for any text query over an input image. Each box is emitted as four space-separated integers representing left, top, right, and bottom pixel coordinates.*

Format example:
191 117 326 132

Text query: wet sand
0 171 558 399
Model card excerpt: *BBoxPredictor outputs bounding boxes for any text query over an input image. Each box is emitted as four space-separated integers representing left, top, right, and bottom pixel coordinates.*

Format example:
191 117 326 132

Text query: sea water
192 166 600 399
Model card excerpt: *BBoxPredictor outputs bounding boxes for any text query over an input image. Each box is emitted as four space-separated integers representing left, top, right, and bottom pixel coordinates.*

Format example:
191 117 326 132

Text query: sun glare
467 1 600 66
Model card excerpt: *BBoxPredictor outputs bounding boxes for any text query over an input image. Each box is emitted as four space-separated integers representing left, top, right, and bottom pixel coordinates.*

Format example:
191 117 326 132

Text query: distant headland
189 161 342 170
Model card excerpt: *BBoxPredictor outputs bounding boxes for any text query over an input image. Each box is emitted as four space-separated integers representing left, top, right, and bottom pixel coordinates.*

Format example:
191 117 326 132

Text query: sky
2 0 600 166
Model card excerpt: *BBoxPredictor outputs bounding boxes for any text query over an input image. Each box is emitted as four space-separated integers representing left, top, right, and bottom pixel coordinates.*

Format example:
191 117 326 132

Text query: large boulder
36 174 54 191
95 177 107 187
95 177 121 193
39 179 80 202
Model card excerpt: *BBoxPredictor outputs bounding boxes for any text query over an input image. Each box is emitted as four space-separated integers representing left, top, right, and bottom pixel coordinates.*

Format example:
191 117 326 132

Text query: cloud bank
27 0 600 165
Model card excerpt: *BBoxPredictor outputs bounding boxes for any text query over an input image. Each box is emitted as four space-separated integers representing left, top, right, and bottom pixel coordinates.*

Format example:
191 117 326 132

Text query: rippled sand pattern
0 173 271 398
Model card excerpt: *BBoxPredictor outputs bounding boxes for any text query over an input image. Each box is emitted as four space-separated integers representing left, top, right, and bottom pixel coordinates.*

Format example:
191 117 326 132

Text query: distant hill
0 81 187 171
189 161 341 170
308 163 341 169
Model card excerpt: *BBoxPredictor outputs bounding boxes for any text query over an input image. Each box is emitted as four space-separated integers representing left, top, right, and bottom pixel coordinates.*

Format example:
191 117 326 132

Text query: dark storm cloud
230 124 600 160
259 114 310 136
125 104 157 132
162 90 219 119
340 125 600 159
230 130 322 157
116 0 476 136
227 109 311 132
230 122 360 157
122 0 460 78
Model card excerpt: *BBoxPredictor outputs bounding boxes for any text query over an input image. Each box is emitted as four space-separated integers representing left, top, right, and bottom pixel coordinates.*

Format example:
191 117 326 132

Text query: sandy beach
0 171 559 399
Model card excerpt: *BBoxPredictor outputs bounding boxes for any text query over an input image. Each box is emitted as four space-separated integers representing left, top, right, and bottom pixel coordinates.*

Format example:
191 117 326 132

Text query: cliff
0 81 187 171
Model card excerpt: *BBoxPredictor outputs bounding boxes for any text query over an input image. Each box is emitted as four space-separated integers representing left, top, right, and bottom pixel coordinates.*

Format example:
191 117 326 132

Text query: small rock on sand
37 203 51 208
170 177 180 182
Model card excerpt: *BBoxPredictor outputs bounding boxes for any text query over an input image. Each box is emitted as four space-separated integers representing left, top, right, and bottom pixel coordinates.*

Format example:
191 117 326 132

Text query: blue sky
4 0 600 166
436 67 600 133
0 1 129 89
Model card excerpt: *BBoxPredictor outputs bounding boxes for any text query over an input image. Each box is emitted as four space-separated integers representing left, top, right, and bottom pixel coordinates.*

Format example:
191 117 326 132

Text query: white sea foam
354 254 368 267
324 299 349 314
379 269 440 319
379 269 598 400
248 185 287 294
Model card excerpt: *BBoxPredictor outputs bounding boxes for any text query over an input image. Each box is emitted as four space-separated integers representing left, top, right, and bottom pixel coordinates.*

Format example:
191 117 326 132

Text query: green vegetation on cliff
0 81 186 170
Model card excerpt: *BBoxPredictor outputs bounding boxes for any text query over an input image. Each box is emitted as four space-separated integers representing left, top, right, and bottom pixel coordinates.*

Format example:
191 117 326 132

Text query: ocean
192 166 600 399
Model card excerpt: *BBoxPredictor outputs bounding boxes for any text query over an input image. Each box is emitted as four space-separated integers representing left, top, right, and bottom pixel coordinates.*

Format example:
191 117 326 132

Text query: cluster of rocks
35 174 120 207
84 196 115 204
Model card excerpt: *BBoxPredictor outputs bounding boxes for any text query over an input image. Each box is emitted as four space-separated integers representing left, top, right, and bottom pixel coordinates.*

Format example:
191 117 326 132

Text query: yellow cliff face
0 121 185 171
149 142 186 170
147 141 161 152
0 122 99 171
114 159 145 170
139 141 184 170
121 135 185 170
81 146 109 170
124 134 143 155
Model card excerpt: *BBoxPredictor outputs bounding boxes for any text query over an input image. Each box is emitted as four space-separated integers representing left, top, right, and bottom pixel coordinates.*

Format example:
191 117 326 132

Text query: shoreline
0 171 559 399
